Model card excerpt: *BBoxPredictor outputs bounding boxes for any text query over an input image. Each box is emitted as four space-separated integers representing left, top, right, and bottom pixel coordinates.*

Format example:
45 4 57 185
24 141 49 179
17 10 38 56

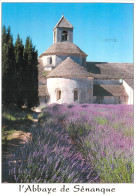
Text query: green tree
2 26 39 109
2 26 16 106
14 34 25 107
24 37 39 108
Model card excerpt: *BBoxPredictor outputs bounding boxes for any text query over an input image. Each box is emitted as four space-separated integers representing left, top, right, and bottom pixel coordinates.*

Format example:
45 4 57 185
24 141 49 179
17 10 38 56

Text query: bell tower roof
53 15 73 30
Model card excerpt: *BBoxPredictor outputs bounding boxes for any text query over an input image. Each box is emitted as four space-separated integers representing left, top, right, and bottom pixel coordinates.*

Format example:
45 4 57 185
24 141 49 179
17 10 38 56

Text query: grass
2 130 23 141
2 106 36 143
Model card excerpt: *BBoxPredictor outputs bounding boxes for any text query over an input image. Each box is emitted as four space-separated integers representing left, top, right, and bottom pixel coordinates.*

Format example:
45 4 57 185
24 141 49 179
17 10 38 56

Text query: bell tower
53 15 73 43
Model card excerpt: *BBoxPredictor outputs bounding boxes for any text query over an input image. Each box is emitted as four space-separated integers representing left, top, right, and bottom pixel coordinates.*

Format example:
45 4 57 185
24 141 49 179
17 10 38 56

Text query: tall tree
24 37 39 108
2 26 39 108
14 34 24 107
2 26 16 106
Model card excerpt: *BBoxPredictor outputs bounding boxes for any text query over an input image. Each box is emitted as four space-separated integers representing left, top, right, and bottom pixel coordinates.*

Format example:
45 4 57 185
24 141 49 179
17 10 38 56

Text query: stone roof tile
47 57 92 78
86 62 134 79
93 84 128 96
39 42 87 57
53 15 73 30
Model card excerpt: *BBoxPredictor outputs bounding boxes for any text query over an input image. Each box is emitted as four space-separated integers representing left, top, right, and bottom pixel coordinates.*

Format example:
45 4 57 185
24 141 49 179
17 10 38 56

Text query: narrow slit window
57 90 61 100
47 57 52 65
50 57 52 64
89 89 91 96
74 90 78 101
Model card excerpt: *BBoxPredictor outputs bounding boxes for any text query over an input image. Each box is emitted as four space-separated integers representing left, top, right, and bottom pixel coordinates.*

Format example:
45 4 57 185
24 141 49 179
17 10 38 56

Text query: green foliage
123 127 133 137
38 111 52 124
66 122 90 142
23 37 39 108
96 156 134 183
2 112 16 121
95 116 108 125
2 26 39 109
2 26 16 106
14 34 25 107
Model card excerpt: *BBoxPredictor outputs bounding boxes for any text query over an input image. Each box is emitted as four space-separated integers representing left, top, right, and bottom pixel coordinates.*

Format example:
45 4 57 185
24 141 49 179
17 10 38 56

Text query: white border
0 1 135 195
0 0 135 3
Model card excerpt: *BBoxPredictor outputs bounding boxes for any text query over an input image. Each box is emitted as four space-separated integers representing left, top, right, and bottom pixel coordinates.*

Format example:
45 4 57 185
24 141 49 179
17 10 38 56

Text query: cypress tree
14 34 24 107
2 26 16 106
30 41 39 108
24 37 39 109
2 26 39 108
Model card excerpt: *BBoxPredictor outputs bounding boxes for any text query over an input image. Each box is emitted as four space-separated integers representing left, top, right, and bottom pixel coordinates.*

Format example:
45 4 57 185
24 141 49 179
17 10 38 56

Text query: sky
2 2 134 63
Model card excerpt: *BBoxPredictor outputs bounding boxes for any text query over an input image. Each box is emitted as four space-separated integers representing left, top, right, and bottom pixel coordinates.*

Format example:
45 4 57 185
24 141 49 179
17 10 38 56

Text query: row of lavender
9 103 134 183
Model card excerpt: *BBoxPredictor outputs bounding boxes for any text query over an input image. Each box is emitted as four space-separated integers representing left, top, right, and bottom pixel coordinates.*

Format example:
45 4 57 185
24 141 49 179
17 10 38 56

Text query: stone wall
41 55 56 67
42 54 86 68
123 80 133 104
47 77 93 104
93 96 128 104
56 55 85 66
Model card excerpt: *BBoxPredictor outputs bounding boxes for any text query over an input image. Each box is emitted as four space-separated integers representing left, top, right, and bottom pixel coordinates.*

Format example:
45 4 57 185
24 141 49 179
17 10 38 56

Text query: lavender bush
9 103 133 183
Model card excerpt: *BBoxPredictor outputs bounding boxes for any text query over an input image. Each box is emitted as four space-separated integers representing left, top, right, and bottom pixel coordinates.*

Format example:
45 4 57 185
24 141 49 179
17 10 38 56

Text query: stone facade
56 55 86 67
41 54 86 69
93 96 128 104
41 55 56 68
47 77 93 104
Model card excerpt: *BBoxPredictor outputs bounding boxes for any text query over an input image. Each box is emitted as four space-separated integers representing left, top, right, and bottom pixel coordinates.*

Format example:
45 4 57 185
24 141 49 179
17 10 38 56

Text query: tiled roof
93 84 128 96
47 57 92 78
86 62 134 79
39 42 87 58
53 15 73 30
123 79 134 89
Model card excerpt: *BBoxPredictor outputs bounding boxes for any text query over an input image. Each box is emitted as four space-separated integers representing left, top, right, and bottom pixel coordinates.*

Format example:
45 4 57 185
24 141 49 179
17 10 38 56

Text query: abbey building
38 15 133 105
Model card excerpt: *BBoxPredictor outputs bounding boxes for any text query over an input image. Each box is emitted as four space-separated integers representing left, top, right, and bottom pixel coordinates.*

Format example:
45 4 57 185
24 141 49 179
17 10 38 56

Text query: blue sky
2 3 133 63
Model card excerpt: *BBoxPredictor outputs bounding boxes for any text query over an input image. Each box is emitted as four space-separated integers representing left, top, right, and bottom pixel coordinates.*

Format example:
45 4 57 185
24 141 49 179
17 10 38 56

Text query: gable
53 16 73 30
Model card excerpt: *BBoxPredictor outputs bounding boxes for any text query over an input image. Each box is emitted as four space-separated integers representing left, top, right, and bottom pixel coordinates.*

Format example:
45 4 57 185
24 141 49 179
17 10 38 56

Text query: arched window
62 31 68 41
56 89 61 101
74 90 78 101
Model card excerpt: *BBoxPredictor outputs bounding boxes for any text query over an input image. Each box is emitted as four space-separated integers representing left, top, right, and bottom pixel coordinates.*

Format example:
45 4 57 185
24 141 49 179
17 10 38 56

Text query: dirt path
2 110 40 183
2 132 31 182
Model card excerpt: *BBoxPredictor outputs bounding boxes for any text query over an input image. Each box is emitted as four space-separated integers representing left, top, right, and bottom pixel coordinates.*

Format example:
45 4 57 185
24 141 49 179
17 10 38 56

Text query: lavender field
9 104 134 183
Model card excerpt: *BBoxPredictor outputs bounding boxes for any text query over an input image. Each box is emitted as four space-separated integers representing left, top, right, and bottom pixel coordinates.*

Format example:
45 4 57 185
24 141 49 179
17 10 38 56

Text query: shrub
9 103 133 183
9 117 97 183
